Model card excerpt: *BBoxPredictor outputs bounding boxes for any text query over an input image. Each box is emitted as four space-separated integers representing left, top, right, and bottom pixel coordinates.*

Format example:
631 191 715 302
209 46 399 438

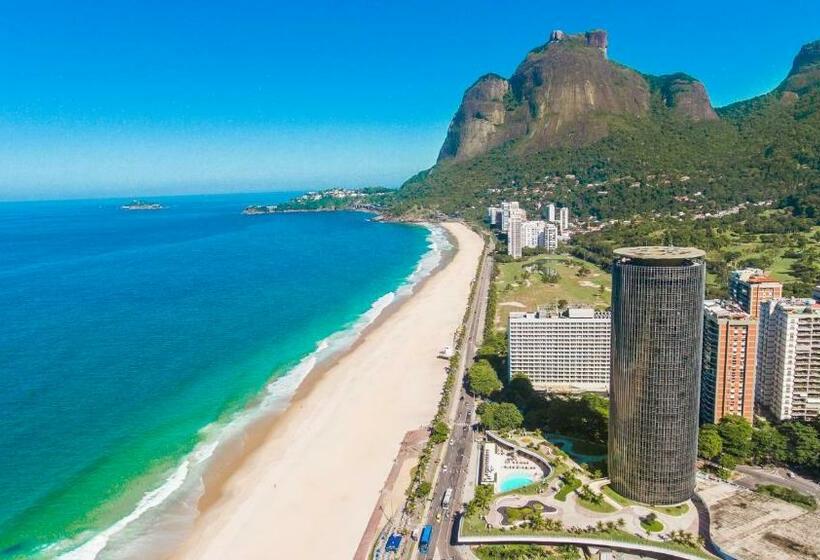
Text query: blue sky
1 0 818 200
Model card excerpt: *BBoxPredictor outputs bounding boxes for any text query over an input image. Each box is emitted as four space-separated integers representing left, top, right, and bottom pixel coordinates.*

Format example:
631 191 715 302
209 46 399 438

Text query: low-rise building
508 307 611 392
700 300 758 424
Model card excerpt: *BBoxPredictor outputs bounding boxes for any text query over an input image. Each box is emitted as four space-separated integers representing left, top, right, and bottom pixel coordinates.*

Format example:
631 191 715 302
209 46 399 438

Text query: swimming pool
498 473 534 493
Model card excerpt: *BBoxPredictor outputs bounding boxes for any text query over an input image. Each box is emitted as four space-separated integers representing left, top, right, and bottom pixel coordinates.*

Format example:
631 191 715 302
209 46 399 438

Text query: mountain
437 30 716 163
393 32 819 221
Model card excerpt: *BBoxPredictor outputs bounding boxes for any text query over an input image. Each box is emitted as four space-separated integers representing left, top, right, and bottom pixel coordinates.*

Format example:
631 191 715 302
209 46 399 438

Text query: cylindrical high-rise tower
608 246 705 505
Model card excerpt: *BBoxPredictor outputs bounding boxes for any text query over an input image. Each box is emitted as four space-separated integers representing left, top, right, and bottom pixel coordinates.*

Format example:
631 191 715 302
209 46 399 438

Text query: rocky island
121 200 165 211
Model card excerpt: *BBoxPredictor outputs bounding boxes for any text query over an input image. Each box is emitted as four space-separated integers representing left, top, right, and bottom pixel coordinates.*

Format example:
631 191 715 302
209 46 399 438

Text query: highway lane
422 243 494 560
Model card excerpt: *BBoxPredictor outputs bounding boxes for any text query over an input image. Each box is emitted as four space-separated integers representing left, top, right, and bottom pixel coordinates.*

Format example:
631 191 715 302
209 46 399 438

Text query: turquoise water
0 193 435 558
546 434 607 465
499 474 534 493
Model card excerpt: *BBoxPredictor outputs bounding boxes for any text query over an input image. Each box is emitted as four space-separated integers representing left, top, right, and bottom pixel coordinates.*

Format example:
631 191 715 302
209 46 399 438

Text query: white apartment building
487 206 503 226
506 208 526 259
543 222 558 251
546 203 556 223
508 307 611 392
757 298 820 421
515 220 558 252
520 220 544 248
558 207 570 233
501 201 520 233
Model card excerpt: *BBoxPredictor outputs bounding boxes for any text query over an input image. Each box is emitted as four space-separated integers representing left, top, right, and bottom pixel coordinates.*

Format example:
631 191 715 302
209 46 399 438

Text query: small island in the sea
243 187 393 215
121 200 165 211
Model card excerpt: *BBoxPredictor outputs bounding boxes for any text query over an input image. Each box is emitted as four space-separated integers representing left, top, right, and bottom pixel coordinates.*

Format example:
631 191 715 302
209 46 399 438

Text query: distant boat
121 200 165 211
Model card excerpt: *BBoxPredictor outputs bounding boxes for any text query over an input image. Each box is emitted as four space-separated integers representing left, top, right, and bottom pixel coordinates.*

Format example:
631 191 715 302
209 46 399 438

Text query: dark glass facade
608 248 705 505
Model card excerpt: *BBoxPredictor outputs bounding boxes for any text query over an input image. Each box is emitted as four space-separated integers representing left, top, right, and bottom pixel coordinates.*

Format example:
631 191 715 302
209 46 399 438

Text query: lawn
494 254 611 330
601 485 690 516
655 503 690 516
577 496 617 513
554 478 581 502
601 485 633 507
641 518 664 533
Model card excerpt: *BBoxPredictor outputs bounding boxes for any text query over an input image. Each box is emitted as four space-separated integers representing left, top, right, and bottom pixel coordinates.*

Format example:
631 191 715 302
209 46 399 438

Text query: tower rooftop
614 246 705 264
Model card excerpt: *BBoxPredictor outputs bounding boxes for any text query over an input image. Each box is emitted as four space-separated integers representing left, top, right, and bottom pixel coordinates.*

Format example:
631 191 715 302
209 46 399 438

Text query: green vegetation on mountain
389 33 819 225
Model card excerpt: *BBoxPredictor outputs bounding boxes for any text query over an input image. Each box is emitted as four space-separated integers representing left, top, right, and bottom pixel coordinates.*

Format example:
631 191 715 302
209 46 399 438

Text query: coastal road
734 465 820 498
421 238 494 560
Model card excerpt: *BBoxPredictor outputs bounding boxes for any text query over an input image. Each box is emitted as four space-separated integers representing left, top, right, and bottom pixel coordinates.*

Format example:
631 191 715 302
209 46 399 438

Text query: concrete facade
508 307 611 392
757 298 820 420
700 300 758 424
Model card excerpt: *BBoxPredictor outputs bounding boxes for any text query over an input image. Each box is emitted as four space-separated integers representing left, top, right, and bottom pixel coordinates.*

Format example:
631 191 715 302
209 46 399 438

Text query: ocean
0 193 444 559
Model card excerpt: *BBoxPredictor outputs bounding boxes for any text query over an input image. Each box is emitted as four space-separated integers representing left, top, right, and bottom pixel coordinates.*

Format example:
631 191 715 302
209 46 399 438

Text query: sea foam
51 223 450 560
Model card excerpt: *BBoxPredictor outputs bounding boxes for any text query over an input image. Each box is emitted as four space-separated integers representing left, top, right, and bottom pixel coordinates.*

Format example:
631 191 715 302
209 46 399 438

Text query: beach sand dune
171 222 483 560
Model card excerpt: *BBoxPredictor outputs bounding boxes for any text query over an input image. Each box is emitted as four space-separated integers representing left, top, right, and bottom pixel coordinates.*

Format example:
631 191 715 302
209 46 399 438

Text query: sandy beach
170 222 483 560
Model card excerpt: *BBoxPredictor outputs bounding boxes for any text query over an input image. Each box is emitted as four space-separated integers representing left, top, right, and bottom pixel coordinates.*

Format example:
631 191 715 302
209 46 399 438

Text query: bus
441 487 453 509
418 525 433 555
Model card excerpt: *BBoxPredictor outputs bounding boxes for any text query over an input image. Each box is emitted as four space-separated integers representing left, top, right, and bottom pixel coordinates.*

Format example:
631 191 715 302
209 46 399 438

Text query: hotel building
507 307 611 392
609 246 705 505
756 298 820 421
729 268 783 319
700 300 758 424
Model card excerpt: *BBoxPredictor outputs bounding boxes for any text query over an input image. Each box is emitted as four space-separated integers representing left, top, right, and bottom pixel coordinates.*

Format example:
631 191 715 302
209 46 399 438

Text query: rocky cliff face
650 73 719 121
779 40 820 95
438 30 718 162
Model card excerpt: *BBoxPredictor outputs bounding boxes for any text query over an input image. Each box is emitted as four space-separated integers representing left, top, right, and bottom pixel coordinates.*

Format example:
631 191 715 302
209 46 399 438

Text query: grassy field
700 224 819 295
494 254 612 330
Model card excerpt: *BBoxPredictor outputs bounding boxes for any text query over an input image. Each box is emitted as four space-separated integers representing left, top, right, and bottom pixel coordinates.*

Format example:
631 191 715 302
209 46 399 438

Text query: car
442 465 448 472
449 439 454 445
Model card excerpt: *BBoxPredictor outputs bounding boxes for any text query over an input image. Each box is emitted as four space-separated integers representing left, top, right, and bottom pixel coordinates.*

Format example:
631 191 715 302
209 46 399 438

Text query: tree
719 453 738 470
415 481 432 499
478 402 524 431
698 424 723 460
430 420 449 444
557 299 568 309
467 360 503 397
780 422 820 468
751 424 788 464
466 484 495 516
717 415 753 460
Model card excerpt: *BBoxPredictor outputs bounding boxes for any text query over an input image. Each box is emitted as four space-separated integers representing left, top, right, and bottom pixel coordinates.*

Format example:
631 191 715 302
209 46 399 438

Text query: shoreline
53 219 450 560
193 224 458 514
168 222 483 560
